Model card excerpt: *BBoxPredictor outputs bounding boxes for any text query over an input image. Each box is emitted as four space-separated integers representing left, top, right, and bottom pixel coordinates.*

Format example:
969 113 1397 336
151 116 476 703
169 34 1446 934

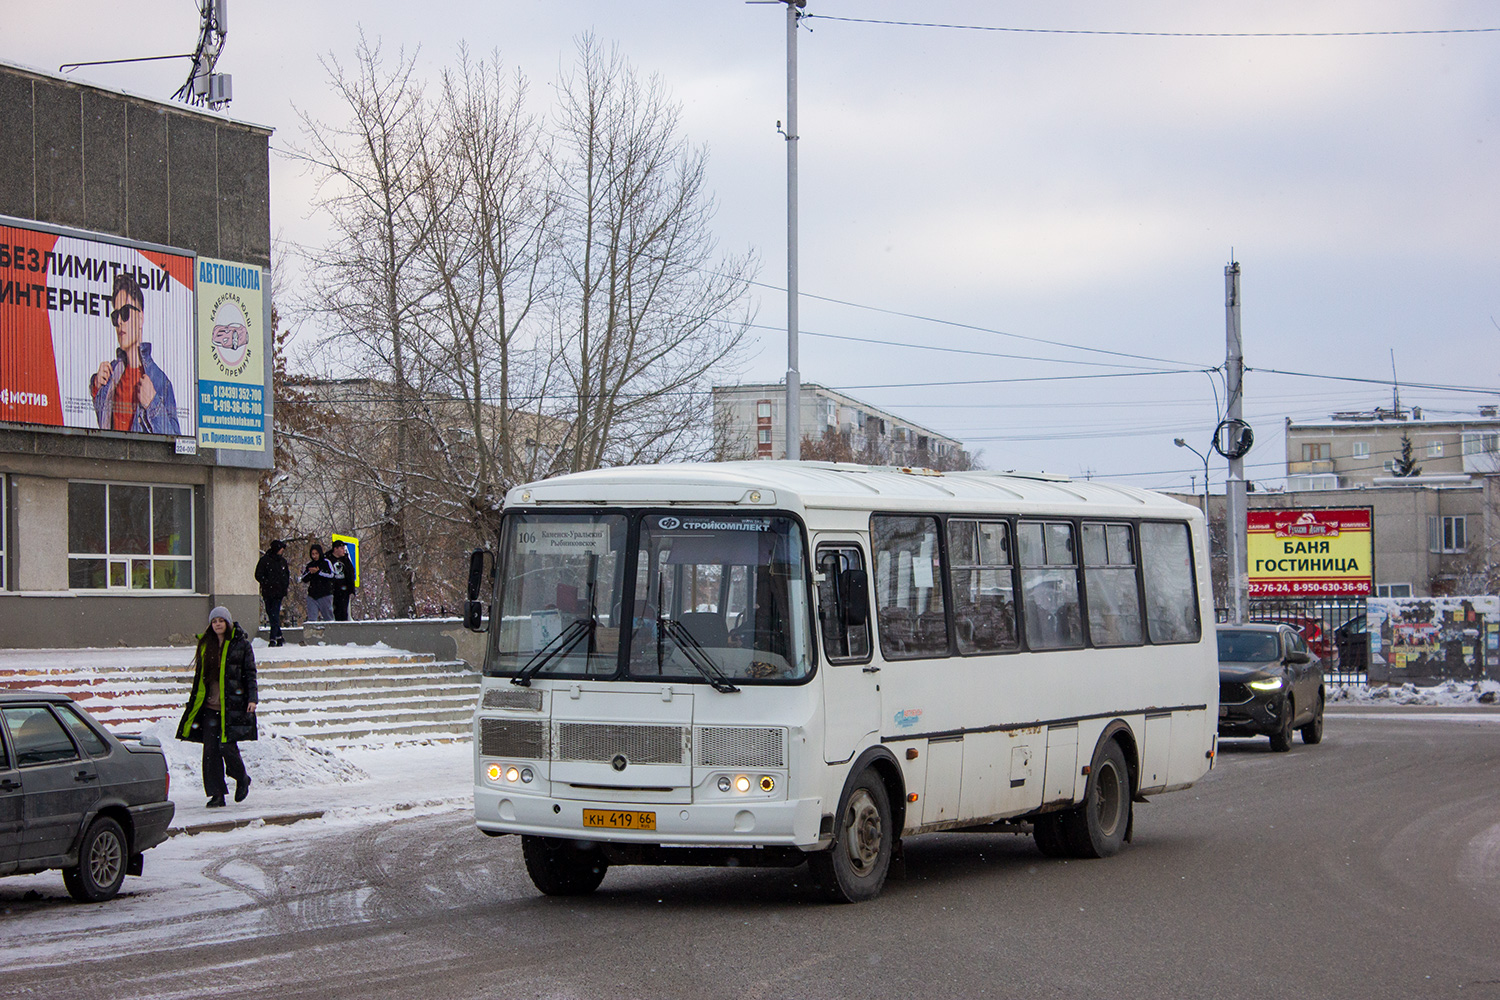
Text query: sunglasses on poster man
110 303 141 326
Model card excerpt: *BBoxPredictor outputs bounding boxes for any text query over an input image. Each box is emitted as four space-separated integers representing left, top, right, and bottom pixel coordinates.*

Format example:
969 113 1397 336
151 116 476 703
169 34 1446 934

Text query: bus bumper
474 785 825 848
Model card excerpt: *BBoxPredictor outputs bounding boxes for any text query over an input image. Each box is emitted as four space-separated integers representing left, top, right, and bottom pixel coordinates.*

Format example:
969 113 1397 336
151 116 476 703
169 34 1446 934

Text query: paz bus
463 461 1218 902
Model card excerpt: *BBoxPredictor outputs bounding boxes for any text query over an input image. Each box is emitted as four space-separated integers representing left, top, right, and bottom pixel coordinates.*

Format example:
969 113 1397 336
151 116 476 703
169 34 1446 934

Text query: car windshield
1217 630 1280 662
487 511 813 684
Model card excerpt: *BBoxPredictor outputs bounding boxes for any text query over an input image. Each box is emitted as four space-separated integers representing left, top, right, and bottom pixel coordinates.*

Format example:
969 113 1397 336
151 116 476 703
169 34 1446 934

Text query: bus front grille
479 718 549 759
695 727 785 768
555 723 688 764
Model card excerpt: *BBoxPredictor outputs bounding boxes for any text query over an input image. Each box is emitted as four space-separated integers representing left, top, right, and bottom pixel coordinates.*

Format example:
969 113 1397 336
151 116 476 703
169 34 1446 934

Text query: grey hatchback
1216 623 1325 752
0 690 175 901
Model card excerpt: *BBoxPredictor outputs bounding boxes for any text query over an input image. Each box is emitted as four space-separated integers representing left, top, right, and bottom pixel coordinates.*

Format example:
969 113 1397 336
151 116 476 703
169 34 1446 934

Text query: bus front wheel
809 768 893 903
521 836 608 896
1061 739 1131 858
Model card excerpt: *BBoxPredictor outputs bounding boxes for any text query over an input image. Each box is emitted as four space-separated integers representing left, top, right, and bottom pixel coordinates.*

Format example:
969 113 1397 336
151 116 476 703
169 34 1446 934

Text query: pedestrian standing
330 539 356 621
301 543 335 622
254 539 290 646
177 607 258 808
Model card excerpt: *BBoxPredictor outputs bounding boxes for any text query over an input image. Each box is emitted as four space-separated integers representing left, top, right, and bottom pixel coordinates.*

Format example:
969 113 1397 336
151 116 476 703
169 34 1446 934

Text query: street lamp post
1174 437 1210 513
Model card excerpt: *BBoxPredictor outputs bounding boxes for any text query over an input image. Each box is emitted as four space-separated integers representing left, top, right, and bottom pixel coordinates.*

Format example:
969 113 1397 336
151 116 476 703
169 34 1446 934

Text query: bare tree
549 34 755 471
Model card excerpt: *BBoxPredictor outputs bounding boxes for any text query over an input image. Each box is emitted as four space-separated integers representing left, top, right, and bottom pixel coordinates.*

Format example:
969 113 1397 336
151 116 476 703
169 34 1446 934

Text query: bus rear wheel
809 769 893 903
521 836 608 896
1061 739 1131 859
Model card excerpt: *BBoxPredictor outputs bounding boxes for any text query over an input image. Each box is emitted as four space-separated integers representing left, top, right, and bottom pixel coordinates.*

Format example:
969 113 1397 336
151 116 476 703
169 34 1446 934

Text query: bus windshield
488 511 813 683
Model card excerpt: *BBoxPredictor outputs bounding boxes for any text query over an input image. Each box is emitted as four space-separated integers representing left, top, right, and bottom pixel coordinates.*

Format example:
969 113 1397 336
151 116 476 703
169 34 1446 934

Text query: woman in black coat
177 607 259 807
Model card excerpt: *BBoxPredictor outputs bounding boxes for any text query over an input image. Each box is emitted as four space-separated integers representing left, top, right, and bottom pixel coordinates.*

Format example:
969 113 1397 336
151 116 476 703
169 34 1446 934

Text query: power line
804 14 1500 38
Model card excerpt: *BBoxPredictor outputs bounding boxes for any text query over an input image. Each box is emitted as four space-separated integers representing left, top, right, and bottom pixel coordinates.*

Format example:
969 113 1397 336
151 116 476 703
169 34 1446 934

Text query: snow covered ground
1329 678 1500 706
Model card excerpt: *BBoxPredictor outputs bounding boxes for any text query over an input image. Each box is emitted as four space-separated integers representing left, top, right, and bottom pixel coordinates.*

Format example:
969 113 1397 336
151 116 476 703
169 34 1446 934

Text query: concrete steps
0 646 480 745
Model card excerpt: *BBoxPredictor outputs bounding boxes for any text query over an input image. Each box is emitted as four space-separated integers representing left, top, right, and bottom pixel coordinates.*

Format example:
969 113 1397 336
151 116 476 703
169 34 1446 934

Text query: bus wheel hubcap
844 789 882 875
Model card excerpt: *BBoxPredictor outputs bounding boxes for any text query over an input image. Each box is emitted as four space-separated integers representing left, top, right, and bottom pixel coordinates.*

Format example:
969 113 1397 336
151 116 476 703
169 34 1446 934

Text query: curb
168 810 325 837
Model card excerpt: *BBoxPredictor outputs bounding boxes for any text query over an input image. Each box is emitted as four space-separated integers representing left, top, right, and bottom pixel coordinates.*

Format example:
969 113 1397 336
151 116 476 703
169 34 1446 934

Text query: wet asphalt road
2 708 1498 1000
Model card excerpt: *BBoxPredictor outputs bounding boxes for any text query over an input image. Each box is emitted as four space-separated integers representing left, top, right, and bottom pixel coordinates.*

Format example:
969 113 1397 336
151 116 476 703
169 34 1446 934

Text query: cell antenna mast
174 0 233 109
1390 349 1401 413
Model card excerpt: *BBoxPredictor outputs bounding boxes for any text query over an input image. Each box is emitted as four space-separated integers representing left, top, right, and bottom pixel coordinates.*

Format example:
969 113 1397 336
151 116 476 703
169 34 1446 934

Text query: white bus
465 461 1218 902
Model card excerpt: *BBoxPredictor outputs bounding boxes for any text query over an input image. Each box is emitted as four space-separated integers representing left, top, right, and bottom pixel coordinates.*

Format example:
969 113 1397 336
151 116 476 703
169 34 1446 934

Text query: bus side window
871 515 949 659
1082 522 1144 647
1140 521 1202 643
948 519 1018 654
1018 521 1083 650
817 545 871 662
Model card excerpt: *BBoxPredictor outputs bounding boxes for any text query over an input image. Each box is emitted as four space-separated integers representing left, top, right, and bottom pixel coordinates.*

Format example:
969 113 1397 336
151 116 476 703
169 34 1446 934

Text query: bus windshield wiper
658 617 739 693
512 618 594 687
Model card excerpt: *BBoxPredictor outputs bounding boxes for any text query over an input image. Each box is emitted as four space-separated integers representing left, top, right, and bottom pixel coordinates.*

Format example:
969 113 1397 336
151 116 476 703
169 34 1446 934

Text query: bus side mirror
841 569 869 628
464 548 491 633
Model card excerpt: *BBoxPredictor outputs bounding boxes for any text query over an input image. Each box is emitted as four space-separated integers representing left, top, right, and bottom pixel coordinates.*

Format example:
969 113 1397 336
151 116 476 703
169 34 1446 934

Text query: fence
1218 597 1367 685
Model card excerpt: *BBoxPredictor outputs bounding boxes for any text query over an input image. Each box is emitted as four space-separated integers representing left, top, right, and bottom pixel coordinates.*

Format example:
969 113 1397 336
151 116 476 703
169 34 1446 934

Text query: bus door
815 539 880 762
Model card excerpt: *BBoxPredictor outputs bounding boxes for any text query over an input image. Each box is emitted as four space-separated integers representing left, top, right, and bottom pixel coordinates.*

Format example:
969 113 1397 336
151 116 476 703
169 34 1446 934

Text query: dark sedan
1217 623 1325 752
0 690 175 902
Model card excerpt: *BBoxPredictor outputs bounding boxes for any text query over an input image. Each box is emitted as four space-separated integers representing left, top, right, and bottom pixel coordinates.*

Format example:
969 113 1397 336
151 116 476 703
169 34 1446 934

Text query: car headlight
1248 677 1284 691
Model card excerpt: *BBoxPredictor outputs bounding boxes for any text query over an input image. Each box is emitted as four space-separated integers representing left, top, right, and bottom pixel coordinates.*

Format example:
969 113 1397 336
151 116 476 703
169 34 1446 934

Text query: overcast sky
8 1 1499 490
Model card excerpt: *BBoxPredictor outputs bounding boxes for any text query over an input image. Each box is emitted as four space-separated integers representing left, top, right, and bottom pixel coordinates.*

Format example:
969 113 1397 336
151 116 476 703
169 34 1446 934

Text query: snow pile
141 718 370 790
1330 679 1500 706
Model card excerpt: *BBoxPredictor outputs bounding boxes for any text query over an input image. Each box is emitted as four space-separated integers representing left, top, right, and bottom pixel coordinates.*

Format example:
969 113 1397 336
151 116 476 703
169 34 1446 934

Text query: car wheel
1032 813 1070 857
63 817 128 903
1300 691 1325 745
809 768 893 902
1060 739 1131 858
520 836 608 896
1269 698 1295 753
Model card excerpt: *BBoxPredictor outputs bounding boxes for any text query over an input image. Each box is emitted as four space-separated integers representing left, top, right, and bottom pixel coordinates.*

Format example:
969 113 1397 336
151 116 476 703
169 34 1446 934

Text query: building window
756 401 772 419
1351 441 1369 459
1426 440 1444 458
1288 475 1338 491
757 428 772 445
1462 432 1499 456
1376 583 1412 598
1428 515 1466 554
1302 443 1331 461
68 482 195 591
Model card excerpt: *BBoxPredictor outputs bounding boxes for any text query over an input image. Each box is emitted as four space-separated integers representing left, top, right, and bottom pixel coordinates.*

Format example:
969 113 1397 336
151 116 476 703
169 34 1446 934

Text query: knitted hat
208 606 232 625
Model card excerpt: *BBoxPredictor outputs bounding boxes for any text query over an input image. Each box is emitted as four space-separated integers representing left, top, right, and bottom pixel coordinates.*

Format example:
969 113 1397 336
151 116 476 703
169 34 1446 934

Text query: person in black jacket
253 540 290 646
329 539 356 621
177 607 258 807
301 543 335 622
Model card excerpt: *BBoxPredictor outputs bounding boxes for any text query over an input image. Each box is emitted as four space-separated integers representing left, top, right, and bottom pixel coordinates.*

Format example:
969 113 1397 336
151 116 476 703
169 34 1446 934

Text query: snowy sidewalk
163 737 474 836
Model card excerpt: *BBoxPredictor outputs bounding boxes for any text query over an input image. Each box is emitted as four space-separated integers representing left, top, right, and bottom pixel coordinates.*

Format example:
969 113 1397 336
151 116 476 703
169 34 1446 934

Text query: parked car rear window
2 706 80 766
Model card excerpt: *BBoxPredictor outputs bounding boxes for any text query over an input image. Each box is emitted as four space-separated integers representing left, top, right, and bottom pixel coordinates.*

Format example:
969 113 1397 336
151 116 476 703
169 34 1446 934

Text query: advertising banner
1248 507 1373 596
0 217 194 437
196 257 266 451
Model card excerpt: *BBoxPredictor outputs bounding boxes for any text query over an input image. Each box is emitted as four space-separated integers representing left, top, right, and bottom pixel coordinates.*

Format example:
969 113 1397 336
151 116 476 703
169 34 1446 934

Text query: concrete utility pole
1225 261 1248 623
783 0 804 460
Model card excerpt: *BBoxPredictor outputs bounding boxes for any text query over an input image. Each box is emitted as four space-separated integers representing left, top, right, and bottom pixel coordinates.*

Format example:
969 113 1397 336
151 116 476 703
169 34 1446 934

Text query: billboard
0 217 195 437
1248 507 1373 596
197 257 266 451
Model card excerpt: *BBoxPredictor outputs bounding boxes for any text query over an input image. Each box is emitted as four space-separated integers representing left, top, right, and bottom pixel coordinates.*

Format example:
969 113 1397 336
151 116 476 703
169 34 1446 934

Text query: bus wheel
809 769 893 903
521 836 608 896
1032 813 1069 857
1061 739 1131 859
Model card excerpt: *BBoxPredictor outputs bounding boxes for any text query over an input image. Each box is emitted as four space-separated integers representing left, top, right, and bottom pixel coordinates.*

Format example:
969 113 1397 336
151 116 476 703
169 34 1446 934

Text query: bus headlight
505 766 520 783
717 775 732 793
735 775 752 793
520 768 534 784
